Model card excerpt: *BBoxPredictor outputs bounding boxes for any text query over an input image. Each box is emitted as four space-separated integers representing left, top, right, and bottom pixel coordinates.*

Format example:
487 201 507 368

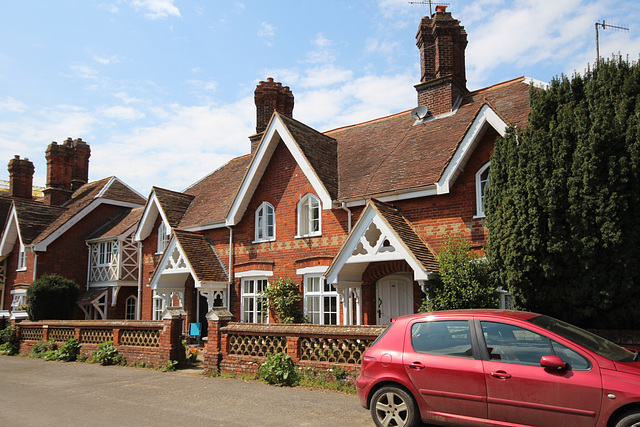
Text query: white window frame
153 296 165 320
475 162 490 218
157 222 170 254
240 277 268 323
17 242 27 271
10 289 27 311
96 241 114 267
304 274 338 325
297 193 321 237
254 202 275 242
125 295 137 320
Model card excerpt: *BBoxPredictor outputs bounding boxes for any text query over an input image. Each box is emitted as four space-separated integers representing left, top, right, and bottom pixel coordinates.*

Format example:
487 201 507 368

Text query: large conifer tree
486 58 640 328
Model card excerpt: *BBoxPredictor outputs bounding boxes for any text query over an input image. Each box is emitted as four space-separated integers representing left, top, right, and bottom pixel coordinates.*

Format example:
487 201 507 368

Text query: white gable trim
436 104 507 195
324 203 431 285
133 191 172 242
0 207 20 258
234 270 274 279
226 115 333 227
150 236 191 290
32 199 141 251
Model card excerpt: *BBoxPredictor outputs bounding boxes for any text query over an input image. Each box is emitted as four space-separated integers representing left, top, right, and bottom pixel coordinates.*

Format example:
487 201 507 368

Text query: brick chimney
8 155 35 199
251 78 294 152
415 5 468 116
43 138 91 206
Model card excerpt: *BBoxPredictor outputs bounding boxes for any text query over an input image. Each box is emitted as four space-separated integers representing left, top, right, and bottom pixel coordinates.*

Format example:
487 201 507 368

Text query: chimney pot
8 155 35 199
435 5 447 13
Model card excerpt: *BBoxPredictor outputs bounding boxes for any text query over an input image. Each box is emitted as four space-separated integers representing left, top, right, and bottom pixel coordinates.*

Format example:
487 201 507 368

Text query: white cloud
299 65 353 88
129 0 180 20
258 21 275 38
0 97 27 113
70 64 99 79
101 105 145 121
307 34 337 64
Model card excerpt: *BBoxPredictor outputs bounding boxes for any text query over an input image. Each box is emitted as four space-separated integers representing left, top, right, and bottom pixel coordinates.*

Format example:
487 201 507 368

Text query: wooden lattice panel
299 337 373 365
49 328 75 342
20 327 43 341
228 334 287 357
120 329 160 347
80 329 114 344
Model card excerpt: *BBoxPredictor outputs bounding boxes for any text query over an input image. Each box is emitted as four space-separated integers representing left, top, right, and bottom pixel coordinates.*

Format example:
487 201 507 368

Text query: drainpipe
137 241 143 320
1 259 5 309
340 202 352 233
32 249 38 282
84 242 94 290
226 225 233 309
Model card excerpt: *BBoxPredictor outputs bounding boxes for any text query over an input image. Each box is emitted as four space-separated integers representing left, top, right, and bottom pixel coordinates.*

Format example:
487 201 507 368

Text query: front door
376 275 413 325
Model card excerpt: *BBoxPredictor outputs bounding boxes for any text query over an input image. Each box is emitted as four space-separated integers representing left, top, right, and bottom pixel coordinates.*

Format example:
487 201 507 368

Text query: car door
404 319 488 422
479 320 602 427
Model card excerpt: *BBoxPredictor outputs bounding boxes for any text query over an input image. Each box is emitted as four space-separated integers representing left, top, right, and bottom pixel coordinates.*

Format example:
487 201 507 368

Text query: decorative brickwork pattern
49 328 74 342
227 334 287 356
20 327 43 341
80 328 114 343
120 329 160 347
299 336 372 364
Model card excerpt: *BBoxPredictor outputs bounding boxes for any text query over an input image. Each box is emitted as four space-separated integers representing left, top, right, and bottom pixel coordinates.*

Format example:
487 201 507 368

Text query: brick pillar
42 325 49 342
203 308 232 372
113 328 121 346
286 336 300 362
160 308 186 367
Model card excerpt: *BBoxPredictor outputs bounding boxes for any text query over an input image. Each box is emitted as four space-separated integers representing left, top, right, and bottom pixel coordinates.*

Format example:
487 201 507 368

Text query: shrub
93 341 125 366
158 360 178 372
57 338 80 362
26 274 80 321
0 325 19 356
261 277 304 323
259 352 298 386
29 339 57 358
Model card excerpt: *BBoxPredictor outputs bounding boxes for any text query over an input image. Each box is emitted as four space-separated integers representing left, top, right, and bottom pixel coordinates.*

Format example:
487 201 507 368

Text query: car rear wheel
370 386 419 427
615 411 640 427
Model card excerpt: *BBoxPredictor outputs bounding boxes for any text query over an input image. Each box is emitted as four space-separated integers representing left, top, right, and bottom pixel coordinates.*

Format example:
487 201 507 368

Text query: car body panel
357 310 640 427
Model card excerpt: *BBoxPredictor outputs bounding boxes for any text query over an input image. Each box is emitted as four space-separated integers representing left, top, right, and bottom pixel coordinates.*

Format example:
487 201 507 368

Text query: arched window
255 202 275 241
297 194 321 237
125 295 137 320
475 162 490 217
157 221 170 253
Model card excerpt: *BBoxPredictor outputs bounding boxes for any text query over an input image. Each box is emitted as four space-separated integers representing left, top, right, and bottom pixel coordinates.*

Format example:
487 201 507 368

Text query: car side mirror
540 355 567 370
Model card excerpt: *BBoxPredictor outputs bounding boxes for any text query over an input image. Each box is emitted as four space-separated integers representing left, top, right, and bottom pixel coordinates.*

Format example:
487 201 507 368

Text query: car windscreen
527 315 636 362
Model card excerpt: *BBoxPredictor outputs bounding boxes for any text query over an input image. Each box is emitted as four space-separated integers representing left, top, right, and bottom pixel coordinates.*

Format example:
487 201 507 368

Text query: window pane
551 341 591 370
482 321 552 365
411 321 473 358
300 199 309 235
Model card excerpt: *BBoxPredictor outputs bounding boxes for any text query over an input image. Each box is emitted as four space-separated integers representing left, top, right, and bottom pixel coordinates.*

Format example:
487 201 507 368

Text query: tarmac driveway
0 356 372 426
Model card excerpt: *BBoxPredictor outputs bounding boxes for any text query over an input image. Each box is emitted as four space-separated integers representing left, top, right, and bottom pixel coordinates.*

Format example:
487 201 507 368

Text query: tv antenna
409 0 450 17
595 20 629 63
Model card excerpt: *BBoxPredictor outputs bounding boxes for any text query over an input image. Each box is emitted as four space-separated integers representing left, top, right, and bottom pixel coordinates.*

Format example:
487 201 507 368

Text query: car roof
393 309 540 324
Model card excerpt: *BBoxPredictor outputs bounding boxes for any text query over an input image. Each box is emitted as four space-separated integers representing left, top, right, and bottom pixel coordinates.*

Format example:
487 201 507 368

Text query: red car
357 309 640 427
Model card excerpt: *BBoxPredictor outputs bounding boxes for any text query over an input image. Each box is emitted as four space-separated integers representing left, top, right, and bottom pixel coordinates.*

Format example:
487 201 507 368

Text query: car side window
481 321 552 365
411 320 473 358
551 341 591 370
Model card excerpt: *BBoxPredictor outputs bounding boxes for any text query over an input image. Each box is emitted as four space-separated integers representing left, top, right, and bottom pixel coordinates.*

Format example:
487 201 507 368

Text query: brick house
0 138 145 321
133 6 534 329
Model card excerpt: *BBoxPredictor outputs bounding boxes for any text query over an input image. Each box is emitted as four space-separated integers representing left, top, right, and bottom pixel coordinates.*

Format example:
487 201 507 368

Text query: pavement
0 356 373 426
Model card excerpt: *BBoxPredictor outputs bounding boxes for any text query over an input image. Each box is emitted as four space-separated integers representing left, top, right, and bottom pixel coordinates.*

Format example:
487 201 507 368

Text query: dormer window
157 222 170 253
297 194 321 237
476 162 490 217
255 202 275 242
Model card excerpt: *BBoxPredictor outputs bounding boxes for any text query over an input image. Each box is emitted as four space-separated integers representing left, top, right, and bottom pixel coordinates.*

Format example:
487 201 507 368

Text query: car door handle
491 370 511 379
409 361 426 370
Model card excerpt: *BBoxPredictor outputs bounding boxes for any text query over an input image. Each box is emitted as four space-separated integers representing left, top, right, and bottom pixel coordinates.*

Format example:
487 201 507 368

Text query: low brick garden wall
15 310 185 367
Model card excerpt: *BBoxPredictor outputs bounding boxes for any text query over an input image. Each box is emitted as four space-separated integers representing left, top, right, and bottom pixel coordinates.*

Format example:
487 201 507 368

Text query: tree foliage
26 274 80 321
486 57 640 328
421 233 497 311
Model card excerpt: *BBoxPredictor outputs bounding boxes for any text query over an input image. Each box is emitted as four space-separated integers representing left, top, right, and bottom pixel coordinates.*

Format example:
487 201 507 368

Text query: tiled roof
179 154 253 227
0 196 13 234
326 77 531 200
32 177 144 246
86 206 145 240
371 199 439 272
278 114 339 200
174 230 228 283
13 199 66 245
152 187 195 227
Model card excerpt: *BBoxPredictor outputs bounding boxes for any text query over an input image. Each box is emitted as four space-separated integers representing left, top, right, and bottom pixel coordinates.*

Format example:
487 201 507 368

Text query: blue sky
1 0 639 195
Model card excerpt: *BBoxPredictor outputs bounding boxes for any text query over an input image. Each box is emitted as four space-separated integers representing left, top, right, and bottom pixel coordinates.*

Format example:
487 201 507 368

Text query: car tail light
362 355 376 371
